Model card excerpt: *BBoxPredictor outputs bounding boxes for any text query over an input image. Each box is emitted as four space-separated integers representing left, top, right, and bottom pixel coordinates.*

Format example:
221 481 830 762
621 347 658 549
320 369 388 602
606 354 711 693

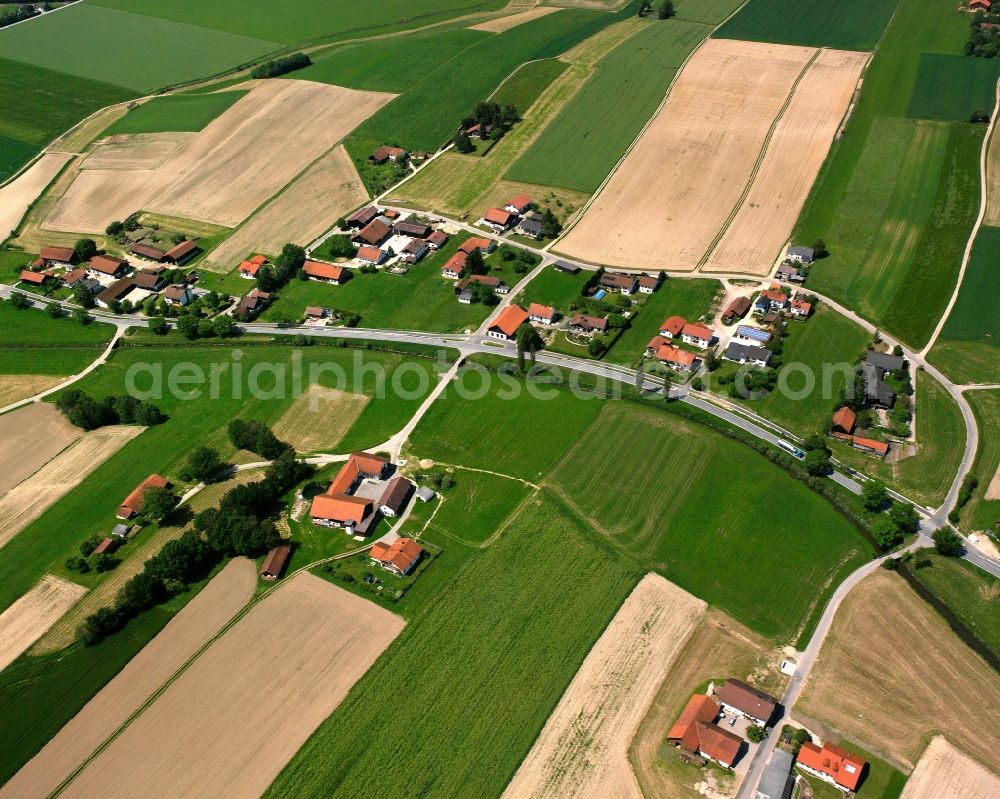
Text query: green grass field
0 57 133 181
519 264 591 312
0 4 277 92
911 554 1000 659
421 469 531 546
907 53 1000 121
715 0 898 50
508 19 708 193
0 304 115 376
266 497 639 799
409 375 606 482
721 306 871 438
91 0 506 45
929 226 1000 384
672 0 746 25
102 91 248 135
0 344 435 614
491 58 570 114
607 278 720 366
289 28 488 93
353 6 632 152
846 741 907 799
547 401 871 641
831 371 965 507
962 389 1000 532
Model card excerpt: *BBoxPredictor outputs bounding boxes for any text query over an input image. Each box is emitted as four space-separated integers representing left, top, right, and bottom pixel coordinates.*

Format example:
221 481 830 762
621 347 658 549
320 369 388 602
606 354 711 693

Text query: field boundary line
696 48 821 270
919 78 1000 357
430 461 540 489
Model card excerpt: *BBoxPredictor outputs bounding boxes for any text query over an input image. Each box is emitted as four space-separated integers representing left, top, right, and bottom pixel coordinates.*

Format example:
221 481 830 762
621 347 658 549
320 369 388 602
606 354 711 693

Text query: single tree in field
932 527 964 556
861 480 888 512
889 501 920 535
186 447 226 483
658 0 674 19
638 0 652 16
872 517 901 551
74 238 97 262
516 322 543 370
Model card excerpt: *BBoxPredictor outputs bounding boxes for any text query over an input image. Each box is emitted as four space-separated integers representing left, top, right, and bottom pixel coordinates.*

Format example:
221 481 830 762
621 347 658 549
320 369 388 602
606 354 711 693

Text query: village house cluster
478 194 544 239
829 350 910 460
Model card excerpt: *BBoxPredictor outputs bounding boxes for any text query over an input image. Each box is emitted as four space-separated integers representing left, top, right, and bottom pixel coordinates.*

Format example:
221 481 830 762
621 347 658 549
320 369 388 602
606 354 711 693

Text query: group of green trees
228 419 291 460
454 101 520 152
250 52 311 79
55 389 165 431
163 311 237 340
638 0 674 19
256 243 306 293
65 535 120 576
966 11 1000 57
0 3 41 29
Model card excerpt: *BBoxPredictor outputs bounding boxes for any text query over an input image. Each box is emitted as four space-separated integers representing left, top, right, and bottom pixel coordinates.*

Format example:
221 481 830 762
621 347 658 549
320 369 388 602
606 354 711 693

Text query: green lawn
910 554 1000 661
259 236 508 332
288 28 489 93
962 389 1000 532
352 5 635 152
847 741 907 799
419 469 531 546
266 497 640 799
929 226 1000 384
0 57 133 182
90 0 506 45
798 771 848 799
508 18 708 193
672 0 746 25
0 344 435 614
409 374 606 482
548 401 872 641
715 0 899 50
491 58 569 114
519 264 591 312
607 278 720 366
0 304 115 376
102 90 248 135
0 4 278 92
907 53 1000 121
718 305 871 438
831 371 966 507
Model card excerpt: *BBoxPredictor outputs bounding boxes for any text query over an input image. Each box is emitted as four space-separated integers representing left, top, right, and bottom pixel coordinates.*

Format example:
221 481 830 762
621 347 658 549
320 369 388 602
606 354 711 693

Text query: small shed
260 543 292 581
415 486 436 502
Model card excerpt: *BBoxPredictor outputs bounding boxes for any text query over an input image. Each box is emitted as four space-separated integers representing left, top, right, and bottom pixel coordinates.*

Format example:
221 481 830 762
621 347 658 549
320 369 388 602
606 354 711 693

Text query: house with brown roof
426 230 449 249
303 260 350 284
393 220 431 238
40 246 76 266
722 296 751 324
368 146 408 164
370 537 423 576
401 238 429 264
718 679 777 727
92 537 115 556
62 268 91 288
239 254 267 279
657 344 696 371
164 239 199 264
638 274 661 294
482 207 516 233
528 303 557 324
796 741 866 792
347 206 379 228
789 298 812 319
356 245 387 266
163 284 193 306
117 474 170 519
88 254 129 278
831 406 857 436
19 269 50 286
681 322 714 349
304 305 327 321
455 274 508 296
260 543 291 580
659 316 686 338
96 278 138 308
441 252 467 280
130 243 166 262
755 286 789 314
133 270 165 290
378 476 413 517
487 304 529 340
600 272 638 295
504 195 532 215
352 219 392 247
667 694 742 768
568 314 608 336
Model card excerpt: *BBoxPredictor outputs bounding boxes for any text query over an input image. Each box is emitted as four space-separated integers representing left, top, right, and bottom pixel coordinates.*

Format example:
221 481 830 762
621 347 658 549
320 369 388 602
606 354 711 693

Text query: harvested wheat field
985 460 1000 500
0 375 67 410
271 384 369 453
45 80 393 233
469 6 560 32
58 572 404 799
0 402 81 496
797 570 1000 771
703 49 868 275
81 133 194 171
0 559 256 799
32 470 266 655
901 736 1000 799
502 574 706 799
202 145 366 271
0 575 86 673
984 96 1000 227
557 39 816 270
0 426 141 549
0 152 72 239
630 608 787 799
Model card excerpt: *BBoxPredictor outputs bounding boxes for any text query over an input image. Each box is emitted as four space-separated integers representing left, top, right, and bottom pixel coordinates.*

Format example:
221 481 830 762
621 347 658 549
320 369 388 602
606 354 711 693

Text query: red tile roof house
370 537 424 576
455 274 507 299
528 303 557 325
657 343 696 371
62 268 90 288
681 322 714 349
487 304 530 340
368 146 408 164
970 0 991 11
852 436 889 458
754 286 789 313
482 207 517 233
441 252 467 279
659 316 686 338
40 245 76 266
425 230 449 249
638 274 662 294
458 237 496 255
789 298 813 319
352 219 392 247
239 254 267 279
310 452 389 535
796 742 866 792
717 679 777 726
667 694 742 768
260 543 291 581
831 406 857 436
117 474 170 519
504 195 532 215
568 314 608 336
88 254 130 279
303 260 350 284
356 245 388 266
600 272 639 295
19 269 50 286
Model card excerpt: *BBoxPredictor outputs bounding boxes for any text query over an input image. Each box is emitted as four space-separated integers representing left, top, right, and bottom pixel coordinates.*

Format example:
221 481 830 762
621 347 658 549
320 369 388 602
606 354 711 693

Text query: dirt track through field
469 6 560 31
796 570 1000 770
0 559 257 799
0 403 81 496
202 145 367 271
45 80 393 233
0 576 86 673
502 574 706 799
702 48 868 274
271 384 370 453
0 152 72 239
900 736 1000 799
557 40 831 271
0 426 141 550
58 572 404 799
